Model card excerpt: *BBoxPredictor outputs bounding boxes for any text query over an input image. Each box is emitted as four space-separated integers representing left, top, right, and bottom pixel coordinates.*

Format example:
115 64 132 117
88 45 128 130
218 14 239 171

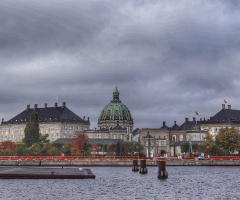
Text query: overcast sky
1 0 240 130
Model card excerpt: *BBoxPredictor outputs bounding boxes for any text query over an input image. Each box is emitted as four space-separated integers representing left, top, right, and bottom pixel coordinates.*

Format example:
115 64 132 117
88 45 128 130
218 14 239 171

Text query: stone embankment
0 159 239 166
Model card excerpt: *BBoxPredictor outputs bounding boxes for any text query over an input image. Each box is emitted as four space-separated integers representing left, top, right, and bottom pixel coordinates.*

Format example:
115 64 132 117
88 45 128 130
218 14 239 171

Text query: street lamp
148 135 150 158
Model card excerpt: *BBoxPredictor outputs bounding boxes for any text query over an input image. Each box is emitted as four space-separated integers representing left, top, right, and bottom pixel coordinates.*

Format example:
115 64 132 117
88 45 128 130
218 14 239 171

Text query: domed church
98 85 134 139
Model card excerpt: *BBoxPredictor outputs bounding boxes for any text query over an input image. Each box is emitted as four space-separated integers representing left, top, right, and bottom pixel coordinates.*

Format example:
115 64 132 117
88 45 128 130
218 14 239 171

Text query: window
98 134 101 139
209 128 212 131
120 134 124 140
113 134 117 139
214 128 218 133
64 126 68 130
89 134 92 138
51 126 54 130
161 141 164 146
180 135 183 141
156 141 159 146
20 135 23 142
145 141 148 146
64 134 66 138
105 134 108 139
187 135 189 140
69 126 73 130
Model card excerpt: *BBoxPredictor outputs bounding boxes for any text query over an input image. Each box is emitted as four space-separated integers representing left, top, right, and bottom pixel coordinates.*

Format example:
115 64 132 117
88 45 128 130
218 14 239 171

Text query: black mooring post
132 159 139 171
139 159 147 174
158 158 168 179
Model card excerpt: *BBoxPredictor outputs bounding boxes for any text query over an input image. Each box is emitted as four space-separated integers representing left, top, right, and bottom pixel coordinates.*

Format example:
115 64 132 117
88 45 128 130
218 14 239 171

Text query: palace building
97 85 134 141
0 102 90 142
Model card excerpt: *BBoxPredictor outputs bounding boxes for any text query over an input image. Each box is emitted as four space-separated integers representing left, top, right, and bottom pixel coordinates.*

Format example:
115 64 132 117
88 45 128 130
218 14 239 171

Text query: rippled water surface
0 166 239 200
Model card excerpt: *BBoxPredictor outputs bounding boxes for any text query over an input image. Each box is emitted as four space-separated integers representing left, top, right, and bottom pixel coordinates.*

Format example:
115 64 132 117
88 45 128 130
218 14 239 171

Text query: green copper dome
98 86 133 121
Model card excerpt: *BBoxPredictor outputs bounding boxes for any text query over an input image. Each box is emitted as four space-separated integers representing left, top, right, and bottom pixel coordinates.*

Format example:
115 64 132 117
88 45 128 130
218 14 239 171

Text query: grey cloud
0 0 240 129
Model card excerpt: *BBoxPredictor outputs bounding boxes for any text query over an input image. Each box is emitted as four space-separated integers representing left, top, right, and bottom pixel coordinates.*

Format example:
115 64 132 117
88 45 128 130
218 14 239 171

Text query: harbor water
0 166 239 200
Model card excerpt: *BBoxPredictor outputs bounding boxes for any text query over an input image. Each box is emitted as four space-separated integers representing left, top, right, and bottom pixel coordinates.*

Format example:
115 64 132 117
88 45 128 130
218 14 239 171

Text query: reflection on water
0 166 239 200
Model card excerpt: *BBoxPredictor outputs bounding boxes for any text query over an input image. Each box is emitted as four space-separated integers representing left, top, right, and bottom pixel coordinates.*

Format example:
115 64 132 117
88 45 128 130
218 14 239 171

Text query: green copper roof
99 86 133 121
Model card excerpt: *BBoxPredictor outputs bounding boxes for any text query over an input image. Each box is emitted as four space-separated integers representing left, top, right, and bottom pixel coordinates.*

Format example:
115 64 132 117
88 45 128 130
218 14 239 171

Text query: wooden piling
139 159 147 174
158 159 168 179
132 159 139 171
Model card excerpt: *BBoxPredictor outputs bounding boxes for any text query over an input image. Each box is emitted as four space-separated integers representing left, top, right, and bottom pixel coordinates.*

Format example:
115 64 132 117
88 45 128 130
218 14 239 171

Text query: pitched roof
2 104 89 125
211 108 240 122
132 128 140 136
171 123 179 130
179 121 200 131
112 125 125 130
160 124 169 130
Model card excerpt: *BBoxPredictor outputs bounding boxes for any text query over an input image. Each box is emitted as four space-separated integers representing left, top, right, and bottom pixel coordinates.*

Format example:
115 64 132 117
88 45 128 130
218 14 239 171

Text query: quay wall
0 159 240 166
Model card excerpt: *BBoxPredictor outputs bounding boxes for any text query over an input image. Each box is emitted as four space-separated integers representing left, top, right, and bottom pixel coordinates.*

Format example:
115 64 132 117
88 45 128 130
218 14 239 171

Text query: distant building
98 85 134 141
0 102 90 142
139 125 170 157
85 123 128 141
200 104 240 139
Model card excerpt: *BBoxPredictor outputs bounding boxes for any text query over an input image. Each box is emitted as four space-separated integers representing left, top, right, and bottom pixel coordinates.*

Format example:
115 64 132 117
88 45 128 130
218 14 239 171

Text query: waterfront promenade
0 155 240 166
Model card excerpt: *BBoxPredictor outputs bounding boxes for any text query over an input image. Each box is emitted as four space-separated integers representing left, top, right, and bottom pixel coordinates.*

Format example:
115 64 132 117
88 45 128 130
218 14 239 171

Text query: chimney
62 102 66 108
2 118 4 123
222 104 225 110
200 118 202 122
83 116 85 120
26 105 30 110
55 102 58 108
88 117 89 122
34 104 38 110
163 121 166 127
44 103 47 109
174 121 176 125
185 118 188 123
228 105 231 110
193 117 196 123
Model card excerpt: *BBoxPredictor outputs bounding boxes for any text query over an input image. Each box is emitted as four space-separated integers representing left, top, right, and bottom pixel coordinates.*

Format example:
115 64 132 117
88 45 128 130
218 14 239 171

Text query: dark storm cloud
1 0 240 129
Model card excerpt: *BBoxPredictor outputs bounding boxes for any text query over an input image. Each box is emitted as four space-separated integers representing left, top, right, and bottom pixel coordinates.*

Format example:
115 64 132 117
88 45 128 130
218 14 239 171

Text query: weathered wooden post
132 159 139 171
139 159 147 174
158 158 168 179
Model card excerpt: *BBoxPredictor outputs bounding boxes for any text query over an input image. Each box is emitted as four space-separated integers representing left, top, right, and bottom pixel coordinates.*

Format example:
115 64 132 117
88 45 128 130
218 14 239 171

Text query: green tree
192 143 198 152
39 134 50 143
116 141 120 154
181 142 189 153
198 130 214 153
24 111 40 147
216 127 240 153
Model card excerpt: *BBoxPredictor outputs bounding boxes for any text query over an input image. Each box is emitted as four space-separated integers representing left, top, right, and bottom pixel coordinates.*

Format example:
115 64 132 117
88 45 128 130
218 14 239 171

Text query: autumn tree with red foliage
68 132 89 155
0 141 17 151
91 144 99 153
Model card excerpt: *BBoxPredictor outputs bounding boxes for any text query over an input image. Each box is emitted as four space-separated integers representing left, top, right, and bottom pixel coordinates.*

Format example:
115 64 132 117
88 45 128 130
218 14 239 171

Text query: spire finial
115 80 117 87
